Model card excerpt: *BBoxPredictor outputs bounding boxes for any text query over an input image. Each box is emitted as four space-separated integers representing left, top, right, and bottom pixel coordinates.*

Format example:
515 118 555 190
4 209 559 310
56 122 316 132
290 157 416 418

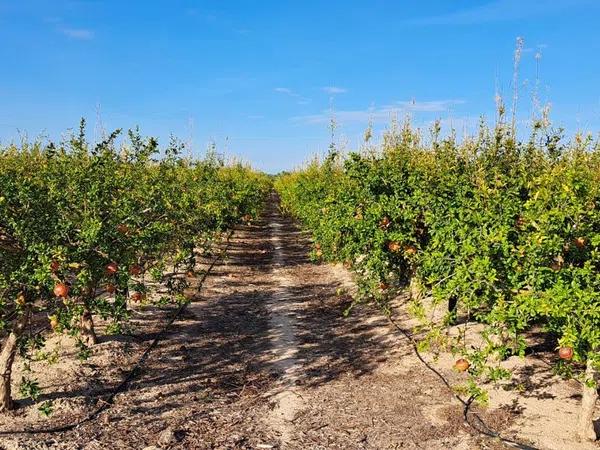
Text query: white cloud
429 116 483 131
397 99 465 112
322 86 347 95
294 107 394 125
523 43 549 53
60 28 94 40
274 87 311 105
293 100 465 125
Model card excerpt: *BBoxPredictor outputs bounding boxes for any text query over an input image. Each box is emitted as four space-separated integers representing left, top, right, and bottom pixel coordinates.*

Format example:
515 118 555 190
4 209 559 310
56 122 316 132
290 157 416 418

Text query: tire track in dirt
265 218 304 446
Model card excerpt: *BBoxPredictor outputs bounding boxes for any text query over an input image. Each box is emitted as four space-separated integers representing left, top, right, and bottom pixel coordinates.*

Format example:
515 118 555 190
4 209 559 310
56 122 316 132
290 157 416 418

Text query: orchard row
0 121 270 412
275 119 600 442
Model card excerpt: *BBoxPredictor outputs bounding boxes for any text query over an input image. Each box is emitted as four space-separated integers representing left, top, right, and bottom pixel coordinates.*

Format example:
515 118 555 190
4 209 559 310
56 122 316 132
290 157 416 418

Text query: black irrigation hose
385 314 539 450
0 230 234 436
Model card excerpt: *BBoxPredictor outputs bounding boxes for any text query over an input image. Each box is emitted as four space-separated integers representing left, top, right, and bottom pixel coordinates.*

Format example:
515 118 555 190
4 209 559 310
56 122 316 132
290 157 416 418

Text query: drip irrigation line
385 314 539 450
0 230 234 436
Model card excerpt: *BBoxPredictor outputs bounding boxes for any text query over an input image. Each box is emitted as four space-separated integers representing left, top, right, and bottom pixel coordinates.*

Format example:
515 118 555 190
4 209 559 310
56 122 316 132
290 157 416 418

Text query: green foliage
19 377 41 401
0 121 271 408
76 339 92 361
275 119 600 385
38 400 54 417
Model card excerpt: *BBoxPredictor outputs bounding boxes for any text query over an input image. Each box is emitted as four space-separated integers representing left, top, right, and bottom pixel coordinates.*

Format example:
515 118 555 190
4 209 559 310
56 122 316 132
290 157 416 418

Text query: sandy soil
0 198 597 449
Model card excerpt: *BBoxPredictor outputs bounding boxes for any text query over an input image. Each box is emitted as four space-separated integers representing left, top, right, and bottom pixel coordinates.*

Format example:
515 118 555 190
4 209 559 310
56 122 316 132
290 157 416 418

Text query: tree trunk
409 276 423 301
578 358 599 442
448 296 458 324
80 308 97 346
0 309 30 412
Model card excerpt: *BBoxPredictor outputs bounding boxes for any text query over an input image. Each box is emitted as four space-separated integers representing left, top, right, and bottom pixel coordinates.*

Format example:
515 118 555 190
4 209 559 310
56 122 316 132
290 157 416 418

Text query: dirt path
266 218 304 446
1 199 513 449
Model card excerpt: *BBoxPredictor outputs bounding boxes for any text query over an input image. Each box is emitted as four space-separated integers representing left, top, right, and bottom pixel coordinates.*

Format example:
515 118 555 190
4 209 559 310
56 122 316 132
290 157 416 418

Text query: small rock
228 434 246 445
157 428 183 447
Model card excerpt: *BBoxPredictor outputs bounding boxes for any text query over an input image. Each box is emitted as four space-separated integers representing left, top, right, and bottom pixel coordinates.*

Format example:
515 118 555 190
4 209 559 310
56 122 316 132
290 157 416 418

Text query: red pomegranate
53 283 69 298
454 358 470 372
105 262 119 275
558 347 574 360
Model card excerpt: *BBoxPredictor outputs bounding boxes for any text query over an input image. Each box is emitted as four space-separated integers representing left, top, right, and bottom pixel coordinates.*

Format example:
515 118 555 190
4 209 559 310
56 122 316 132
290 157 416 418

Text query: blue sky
0 0 599 172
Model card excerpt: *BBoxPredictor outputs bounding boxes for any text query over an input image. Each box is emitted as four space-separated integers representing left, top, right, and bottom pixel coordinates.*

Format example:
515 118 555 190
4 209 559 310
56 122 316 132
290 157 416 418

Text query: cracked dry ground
2 201 512 450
